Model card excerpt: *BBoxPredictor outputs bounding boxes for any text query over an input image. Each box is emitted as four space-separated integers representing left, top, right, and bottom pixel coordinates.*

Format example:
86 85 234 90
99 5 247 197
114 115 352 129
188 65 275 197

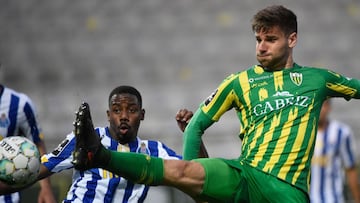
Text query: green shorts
192 158 309 203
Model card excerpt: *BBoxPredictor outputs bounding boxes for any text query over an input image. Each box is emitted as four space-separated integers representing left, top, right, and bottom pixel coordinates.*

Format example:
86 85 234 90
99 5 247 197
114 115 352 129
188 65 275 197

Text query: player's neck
317 119 329 131
283 57 294 70
263 58 294 71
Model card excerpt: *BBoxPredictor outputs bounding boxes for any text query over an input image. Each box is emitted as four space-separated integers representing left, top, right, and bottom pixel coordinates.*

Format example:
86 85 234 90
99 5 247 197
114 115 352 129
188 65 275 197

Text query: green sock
101 148 164 185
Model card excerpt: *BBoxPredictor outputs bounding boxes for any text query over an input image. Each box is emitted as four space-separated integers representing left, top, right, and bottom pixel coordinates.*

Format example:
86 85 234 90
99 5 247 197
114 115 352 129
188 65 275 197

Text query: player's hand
175 109 194 132
0 180 17 195
37 185 57 203
0 180 9 195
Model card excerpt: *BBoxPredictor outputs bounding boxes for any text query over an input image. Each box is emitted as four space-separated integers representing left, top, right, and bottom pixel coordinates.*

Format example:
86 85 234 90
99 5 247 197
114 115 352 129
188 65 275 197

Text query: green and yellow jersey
183 63 360 193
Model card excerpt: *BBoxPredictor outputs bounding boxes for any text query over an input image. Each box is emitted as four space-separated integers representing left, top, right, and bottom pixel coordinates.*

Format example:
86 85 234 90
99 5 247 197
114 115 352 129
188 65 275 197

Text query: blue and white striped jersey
0 85 43 203
42 127 182 203
310 120 357 203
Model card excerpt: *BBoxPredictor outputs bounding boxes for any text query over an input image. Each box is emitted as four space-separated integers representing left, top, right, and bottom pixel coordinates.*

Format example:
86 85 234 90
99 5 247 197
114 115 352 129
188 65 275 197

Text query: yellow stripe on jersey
238 71 251 132
279 102 314 185
253 112 281 168
263 108 297 172
274 71 284 91
214 91 236 121
292 117 316 186
102 169 119 179
246 121 264 164
326 83 357 97
202 76 235 121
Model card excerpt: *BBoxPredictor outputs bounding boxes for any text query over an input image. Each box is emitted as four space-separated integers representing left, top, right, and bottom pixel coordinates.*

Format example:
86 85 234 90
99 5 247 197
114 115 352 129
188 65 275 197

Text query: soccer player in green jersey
71 5 360 203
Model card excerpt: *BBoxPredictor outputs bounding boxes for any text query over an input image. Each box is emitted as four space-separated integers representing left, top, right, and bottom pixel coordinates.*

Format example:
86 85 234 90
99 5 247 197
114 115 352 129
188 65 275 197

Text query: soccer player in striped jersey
0 84 56 203
71 5 360 203
310 99 360 203
0 85 205 203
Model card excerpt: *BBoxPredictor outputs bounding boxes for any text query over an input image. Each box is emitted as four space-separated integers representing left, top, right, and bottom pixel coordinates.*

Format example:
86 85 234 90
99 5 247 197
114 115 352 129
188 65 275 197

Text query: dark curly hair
108 86 142 108
252 5 297 37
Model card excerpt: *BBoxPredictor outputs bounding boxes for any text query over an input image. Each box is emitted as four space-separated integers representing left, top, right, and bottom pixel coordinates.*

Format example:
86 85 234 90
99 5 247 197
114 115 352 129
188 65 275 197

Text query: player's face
107 93 144 144
255 26 296 70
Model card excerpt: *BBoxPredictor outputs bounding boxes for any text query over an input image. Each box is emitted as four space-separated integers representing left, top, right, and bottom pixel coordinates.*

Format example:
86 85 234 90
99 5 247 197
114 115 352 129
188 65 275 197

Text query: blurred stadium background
0 0 359 202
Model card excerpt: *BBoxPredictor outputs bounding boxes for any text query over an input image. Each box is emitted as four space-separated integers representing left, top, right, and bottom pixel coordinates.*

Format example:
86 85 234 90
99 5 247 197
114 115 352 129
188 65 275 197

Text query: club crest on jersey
290 72 303 86
137 142 150 155
0 113 10 128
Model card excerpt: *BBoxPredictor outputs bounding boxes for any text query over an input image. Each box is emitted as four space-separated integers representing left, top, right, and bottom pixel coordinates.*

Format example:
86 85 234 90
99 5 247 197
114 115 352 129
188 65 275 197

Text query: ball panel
13 154 29 169
12 169 31 185
27 157 40 173
0 159 15 184
0 136 40 187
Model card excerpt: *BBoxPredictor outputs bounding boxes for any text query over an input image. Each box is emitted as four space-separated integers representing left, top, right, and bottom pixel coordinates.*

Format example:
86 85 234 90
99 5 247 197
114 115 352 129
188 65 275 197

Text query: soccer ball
0 136 40 187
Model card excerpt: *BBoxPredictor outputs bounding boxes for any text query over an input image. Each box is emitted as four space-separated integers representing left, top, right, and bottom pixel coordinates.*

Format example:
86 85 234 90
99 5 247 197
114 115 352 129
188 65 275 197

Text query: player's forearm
183 109 212 160
39 177 52 189
36 140 48 156
0 177 38 195
183 132 202 160
36 141 56 196
0 181 19 195
346 168 360 203
37 165 57 203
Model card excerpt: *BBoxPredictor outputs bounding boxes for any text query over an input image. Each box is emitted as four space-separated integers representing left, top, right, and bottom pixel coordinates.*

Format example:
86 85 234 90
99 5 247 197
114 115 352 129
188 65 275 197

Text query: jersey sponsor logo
0 113 10 128
253 93 310 116
273 91 293 97
251 81 268 89
204 89 218 106
51 138 70 156
290 72 303 86
248 74 274 83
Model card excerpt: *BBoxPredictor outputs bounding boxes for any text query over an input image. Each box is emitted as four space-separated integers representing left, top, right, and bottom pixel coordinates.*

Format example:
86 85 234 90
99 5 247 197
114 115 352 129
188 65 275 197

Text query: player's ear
288 32 297 48
107 110 110 121
140 109 145 121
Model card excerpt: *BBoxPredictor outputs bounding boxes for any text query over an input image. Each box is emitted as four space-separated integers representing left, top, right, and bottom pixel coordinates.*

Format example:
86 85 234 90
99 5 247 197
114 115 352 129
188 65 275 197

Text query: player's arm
343 131 360 203
182 74 238 160
35 141 57 203
183 109 213 160
339 128 360 203
22 98 57 203
345 167 360 203
321 69 360 99
176 109 209 158
0 181 16 195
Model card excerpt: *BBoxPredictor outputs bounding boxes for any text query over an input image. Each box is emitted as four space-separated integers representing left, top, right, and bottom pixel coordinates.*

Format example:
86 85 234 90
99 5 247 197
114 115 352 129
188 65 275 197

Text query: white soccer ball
0 136 40 187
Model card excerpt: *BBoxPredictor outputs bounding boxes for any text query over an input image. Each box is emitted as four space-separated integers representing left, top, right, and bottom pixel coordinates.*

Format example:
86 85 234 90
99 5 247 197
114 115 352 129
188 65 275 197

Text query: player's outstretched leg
71 102 164 186
72 102 107 170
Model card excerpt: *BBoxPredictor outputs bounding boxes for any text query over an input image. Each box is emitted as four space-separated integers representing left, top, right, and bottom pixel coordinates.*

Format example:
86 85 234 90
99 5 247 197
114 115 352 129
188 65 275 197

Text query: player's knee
164 160 204 181
163 160 205 196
